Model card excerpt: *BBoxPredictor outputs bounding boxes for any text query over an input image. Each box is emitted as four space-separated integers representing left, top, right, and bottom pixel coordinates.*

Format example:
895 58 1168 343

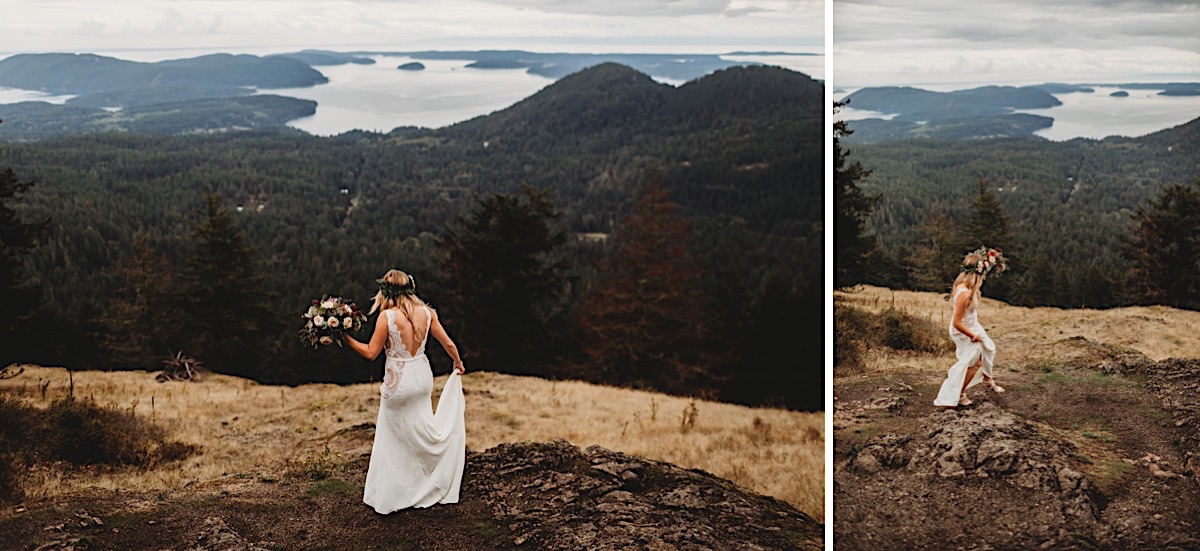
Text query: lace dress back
363 306 465 514
380 308 431 400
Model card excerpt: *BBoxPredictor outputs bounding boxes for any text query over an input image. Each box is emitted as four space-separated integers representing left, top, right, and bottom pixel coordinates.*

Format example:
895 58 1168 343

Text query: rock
851 403 1100 520
463 440 821 550
184 517 273 551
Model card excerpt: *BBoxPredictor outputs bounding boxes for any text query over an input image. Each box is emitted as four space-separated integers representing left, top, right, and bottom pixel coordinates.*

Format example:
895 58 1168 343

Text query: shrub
0 393 198 503
47 396 199 466
834 304 872 370
835 303 950 371
879 307 948 354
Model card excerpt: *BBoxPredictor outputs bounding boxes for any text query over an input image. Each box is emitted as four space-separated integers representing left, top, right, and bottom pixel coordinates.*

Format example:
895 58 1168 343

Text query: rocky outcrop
463 440 822 551
849 402 1099 520
184 517 273 551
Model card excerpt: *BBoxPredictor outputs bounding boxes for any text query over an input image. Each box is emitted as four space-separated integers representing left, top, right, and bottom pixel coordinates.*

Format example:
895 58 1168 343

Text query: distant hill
0 53 327 95
0 95 316 140
843 113 1053 143
844 85 1061 119
841 85 1063 142
450 63 821 144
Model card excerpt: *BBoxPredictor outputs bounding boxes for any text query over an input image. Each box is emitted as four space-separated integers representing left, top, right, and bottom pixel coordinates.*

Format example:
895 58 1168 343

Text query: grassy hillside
0 367 823 520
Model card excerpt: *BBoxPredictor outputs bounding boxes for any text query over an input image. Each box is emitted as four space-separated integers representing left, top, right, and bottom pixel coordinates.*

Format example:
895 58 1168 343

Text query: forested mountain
0 53 328 136
0 64 823 410
0 53 327 96
844 85 1061 119
847 116 1200 307
0 96 316 140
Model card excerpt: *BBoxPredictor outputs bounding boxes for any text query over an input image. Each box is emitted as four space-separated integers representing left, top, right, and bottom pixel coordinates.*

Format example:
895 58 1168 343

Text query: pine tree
437 185 568 375
962 176 1015 253
96 239 178 370
576 179 709 395
910 208 962 292
1126 179 1200 309
174 189 275 378
0 167 47 367
834 102 878 289
962 176 1017 300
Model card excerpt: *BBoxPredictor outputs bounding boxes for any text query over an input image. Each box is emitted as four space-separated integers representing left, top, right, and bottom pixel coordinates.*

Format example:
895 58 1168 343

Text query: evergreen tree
575 179 709 395
0 167 47 367
962 176 1015 253
725 269 821 410
437 185 569 375
96 239 178 370
834 102 879 290
1126 179 1200 309
910 208 962 292
174 189 275 378
962 176 1017 300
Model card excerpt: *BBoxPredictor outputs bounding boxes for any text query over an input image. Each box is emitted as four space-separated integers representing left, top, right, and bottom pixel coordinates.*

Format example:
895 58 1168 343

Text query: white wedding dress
934 286 997 407
363 307 465 514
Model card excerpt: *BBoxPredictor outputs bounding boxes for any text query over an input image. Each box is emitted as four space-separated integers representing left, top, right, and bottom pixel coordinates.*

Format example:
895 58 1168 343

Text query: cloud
473 0 811 18
0 0 820 54
834 0 1200 87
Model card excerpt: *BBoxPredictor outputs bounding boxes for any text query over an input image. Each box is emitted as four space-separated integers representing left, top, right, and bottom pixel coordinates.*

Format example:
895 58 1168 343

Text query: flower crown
377 276 416 299
961 246 1007 277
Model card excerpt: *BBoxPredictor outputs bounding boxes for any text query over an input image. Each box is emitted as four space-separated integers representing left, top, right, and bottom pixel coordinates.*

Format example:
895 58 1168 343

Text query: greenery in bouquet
300 296 368 348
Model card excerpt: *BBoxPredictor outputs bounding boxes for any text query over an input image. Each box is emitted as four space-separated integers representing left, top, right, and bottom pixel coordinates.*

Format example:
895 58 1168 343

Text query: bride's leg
960 357 982 401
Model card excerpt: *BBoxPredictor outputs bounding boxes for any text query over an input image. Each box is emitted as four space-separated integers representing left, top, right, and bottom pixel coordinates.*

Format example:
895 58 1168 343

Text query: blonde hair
951 252 986 305
370 269 429 344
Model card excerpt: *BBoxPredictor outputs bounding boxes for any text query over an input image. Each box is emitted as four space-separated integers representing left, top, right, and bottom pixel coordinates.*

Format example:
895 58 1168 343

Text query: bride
343 269 466 513
934 247 1007 408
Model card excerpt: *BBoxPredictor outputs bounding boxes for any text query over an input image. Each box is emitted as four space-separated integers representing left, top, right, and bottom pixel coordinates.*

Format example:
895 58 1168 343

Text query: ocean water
262 56 555 134
0 50 821 136
1017 86 1200 141
835 86 1200 141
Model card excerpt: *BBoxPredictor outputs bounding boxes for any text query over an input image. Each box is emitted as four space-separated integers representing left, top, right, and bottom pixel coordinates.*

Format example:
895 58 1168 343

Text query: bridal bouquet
300 296 368 348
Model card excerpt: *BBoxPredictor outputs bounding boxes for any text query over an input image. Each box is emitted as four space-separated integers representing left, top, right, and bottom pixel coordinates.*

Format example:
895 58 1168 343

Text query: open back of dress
363 307 465 513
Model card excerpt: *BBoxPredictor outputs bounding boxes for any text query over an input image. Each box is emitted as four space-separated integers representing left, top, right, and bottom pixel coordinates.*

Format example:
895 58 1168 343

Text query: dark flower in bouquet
300 296 368 348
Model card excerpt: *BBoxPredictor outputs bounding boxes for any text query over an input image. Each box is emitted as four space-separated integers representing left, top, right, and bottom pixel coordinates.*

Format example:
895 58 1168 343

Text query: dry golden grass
1 367 824 520
836 285 1200 378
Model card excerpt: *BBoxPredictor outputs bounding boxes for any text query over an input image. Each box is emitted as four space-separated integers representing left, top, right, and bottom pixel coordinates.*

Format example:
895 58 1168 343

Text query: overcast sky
834 0 1200 89
0 0 822 58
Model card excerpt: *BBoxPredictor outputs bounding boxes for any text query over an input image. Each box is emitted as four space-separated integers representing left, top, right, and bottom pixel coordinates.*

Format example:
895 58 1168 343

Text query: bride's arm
344 313 389 360
428 310 465 374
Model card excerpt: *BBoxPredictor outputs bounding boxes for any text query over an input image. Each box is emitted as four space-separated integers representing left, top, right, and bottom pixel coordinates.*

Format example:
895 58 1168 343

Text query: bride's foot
985 377 1005 394
959 394 972 406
